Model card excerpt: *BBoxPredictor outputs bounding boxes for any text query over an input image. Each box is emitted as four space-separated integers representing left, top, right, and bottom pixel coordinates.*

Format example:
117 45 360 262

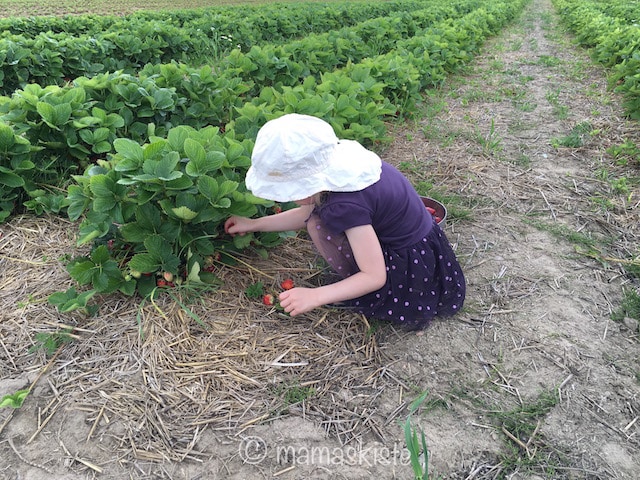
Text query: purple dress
307 161 465 330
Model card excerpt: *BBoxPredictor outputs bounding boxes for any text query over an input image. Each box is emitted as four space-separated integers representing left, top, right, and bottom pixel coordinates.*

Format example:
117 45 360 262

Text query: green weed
276 382 316 407
607 140 640 167
537 55 561 67
492 390 562 474
0 390 29 409
403 391 435 480
611 289 640 322
476 118 503 156
524 218 597 249
30 329 75 357
551 121 593 148
545 89 569 119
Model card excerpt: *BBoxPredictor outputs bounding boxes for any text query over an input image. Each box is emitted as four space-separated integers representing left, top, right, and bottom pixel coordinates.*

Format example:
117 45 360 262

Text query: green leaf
89 174 116 198
167 126 191 151
0 389 29 409
218 179 239 198
37 102 72 127
186 261 203 284
0 123 16 148
67 258 96 285
172 205 198 221
0 167 25 187
197 175 219 201
114 138 144 163
144 234 168 255
184 138 206 163
232 233 253 249
128 253 160 273
90 245 111 265
48 287 94 313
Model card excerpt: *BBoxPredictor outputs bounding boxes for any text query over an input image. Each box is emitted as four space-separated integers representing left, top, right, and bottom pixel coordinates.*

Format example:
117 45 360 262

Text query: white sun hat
245 114 382 202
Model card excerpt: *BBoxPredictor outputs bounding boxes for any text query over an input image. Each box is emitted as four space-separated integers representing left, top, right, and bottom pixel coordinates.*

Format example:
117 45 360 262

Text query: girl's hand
224 216 254 236
278 288 320 316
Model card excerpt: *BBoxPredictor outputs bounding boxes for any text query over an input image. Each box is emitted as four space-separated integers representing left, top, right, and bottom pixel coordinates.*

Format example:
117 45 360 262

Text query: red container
420 196 447 227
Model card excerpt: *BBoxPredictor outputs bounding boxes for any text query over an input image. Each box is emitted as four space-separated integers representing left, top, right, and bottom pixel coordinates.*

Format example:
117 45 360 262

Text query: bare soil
1 0 639 478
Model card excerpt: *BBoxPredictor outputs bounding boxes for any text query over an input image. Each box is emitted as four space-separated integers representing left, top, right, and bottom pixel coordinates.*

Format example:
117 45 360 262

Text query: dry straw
0 214 405 461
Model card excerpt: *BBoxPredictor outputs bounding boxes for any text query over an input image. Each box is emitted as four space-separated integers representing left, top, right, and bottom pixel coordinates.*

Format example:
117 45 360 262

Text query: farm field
1 0 639 479
0 0 327 18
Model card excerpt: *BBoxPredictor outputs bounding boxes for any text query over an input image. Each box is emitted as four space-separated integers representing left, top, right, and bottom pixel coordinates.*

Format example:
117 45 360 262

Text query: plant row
0 0 523 223
553 0 640 120
2 0 527 306
0 0 440 95
18 0 516 310
0 1 418 38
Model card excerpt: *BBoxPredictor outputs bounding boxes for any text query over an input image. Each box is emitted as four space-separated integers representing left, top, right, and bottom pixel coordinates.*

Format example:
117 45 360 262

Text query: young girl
224 114 465 330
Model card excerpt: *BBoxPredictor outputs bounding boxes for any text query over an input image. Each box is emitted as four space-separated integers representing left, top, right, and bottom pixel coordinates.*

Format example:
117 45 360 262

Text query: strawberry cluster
262 278 295 305
425 206 443 225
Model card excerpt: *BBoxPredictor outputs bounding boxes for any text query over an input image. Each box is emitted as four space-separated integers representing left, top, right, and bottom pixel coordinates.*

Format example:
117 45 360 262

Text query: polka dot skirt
349 222 465 330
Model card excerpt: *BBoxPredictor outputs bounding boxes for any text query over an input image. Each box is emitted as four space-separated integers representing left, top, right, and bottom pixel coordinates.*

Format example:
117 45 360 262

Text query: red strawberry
262 294 275 306
157 279 168 288
273 205 283 214
426 206 436 215
435 216 442 224
280 278 294 290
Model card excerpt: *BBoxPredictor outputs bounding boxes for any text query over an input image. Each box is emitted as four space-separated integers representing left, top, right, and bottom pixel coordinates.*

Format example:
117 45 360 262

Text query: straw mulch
0 215 408 463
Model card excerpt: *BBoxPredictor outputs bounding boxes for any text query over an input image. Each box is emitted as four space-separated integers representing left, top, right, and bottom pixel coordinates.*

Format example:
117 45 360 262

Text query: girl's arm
225 204 314 235
279 224 387 316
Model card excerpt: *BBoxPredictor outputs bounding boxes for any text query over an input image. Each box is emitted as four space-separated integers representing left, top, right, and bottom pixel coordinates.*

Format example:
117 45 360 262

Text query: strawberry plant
48 286 99 315
64 124 278 298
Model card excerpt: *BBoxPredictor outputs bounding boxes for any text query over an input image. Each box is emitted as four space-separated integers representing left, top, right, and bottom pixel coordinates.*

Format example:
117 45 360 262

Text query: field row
553 0 640 120
0 0 526 303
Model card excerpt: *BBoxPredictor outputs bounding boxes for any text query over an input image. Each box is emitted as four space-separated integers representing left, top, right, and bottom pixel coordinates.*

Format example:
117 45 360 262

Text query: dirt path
378 0 640 476
1 0 639 478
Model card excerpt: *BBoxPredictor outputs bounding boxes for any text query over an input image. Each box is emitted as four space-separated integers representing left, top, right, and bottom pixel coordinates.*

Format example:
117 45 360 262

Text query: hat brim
245 140 382 202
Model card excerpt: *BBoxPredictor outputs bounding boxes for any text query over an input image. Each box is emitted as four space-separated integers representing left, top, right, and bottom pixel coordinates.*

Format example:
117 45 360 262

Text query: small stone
622 317 639 332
